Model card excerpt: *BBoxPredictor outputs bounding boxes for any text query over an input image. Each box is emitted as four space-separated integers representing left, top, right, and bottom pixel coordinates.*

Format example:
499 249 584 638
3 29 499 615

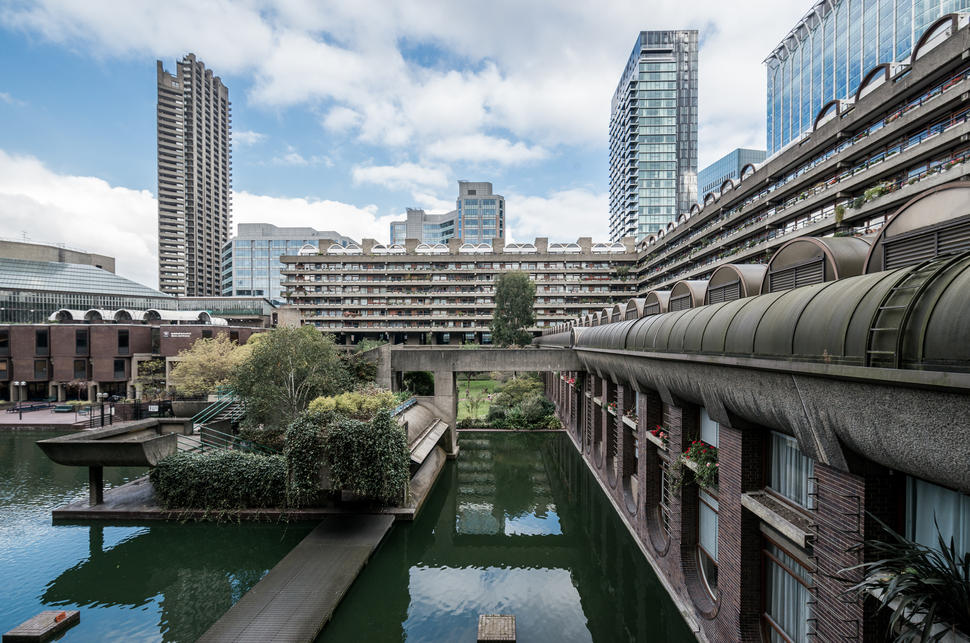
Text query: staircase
176 387 277 456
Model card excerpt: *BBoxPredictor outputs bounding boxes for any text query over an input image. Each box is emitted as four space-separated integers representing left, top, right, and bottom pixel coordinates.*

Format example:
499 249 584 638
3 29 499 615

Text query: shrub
308 385 397 419
150 450 286 511
238 423 286 451
520 393 554 425
324 409 410 504
486 405 507 422
284 411 329 508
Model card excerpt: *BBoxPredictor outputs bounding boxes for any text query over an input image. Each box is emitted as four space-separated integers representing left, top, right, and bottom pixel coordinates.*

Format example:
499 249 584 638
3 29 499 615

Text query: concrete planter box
172 401 209 418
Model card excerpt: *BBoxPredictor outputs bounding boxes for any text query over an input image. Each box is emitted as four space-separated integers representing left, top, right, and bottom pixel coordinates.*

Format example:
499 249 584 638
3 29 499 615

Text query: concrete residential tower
609 31 698 241
156 54 232 297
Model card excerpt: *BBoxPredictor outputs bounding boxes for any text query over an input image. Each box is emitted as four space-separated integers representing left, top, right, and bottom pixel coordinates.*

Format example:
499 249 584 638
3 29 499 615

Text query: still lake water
1 430 695 642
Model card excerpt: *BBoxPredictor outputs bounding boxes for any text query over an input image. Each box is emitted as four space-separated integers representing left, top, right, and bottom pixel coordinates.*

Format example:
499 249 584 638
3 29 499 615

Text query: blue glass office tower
765 0 970 156
697 148 767 198
610 31 698 241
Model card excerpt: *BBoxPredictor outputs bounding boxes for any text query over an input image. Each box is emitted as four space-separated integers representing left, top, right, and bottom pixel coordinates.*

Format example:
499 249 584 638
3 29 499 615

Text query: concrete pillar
56 382 66 402
89 466 103 506
434 369 458 458
87 382 96 403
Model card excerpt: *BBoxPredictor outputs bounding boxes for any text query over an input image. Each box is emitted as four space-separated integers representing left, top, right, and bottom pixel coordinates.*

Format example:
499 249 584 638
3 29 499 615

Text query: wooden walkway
196 514 395 643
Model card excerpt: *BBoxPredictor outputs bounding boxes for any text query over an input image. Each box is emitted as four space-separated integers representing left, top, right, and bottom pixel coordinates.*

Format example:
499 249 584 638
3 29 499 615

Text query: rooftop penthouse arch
704 264 767 304
49 309 89 322
813 98 852 132
549 242 582 254
297 244 318 256
912 13 968 62
415 243 449 255
505 243 538 254
854 63 894 103
740 163 757 180
720 178 737 194
459 243 492 254
762 236 871 293
610 303 624 323
864 184 970 273
703 192 718 207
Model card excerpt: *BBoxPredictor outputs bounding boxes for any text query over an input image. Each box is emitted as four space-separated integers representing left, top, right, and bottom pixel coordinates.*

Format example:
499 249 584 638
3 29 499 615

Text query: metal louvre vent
644 303 661 316
885 232 939 270
707 279 741 304
669 294 692 311
768 256 824 293
937 220 970 255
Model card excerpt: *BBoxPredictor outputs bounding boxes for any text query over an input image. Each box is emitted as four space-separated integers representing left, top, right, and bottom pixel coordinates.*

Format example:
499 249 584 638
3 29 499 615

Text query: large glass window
659 456 672 542
764 539 812 643
118 329 129 355
34 360 47 379
906 477 970 559
74 360 87 380
698 487 719 598
35 329 49 356
699 407 718 447
75 329 88 355
113 360 125 380
0 330 8 355
769 431 815 509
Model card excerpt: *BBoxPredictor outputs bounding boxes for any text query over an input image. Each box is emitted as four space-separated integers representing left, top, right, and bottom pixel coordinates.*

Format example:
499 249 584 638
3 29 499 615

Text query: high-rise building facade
156 53 232 297
764 0 970 156
388 181 506 244
609 31 698 241
697 148 767 198
222 223 356 303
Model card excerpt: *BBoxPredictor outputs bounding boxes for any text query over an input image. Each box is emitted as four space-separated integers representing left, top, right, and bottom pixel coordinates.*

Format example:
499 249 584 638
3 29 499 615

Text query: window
0 361 7 378
0 330 7 355
698 486 719 598
75 329 88 355
659 456 672 541
118 329 129 355
202 329 213 339
74 360 87 380
113 360 126 380
764 539 812 643
906 477 970 558
699 407 718 447
36 329 49 356
152 328 161 354
230 331 239 344
34 360 47 379
768 432 815 509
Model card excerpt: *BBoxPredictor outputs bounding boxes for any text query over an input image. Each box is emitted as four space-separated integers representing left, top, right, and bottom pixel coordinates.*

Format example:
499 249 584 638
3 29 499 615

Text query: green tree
231 326 349 432
169 333 244 395
136 358 168 400
490 270 536 347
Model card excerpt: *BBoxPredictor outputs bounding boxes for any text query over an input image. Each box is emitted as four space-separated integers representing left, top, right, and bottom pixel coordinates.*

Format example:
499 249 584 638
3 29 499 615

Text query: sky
0 0 810 289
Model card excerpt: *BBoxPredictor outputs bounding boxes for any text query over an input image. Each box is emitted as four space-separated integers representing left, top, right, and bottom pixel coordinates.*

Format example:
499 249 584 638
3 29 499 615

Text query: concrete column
89 466 103 506
434 369 458 458
56 382 66 402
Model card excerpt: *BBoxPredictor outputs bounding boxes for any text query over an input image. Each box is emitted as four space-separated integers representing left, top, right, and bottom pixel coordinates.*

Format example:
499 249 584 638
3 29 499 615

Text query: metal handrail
181 425 278 455
190 386 236 427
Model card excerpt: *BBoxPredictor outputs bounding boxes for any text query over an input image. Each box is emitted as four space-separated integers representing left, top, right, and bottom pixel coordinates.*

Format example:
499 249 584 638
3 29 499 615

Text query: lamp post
14 381 26 420
98 392 108 428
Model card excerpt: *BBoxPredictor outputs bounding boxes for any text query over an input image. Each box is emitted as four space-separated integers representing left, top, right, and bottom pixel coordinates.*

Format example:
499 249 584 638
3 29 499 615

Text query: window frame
697 485 720 600
762 534 813 643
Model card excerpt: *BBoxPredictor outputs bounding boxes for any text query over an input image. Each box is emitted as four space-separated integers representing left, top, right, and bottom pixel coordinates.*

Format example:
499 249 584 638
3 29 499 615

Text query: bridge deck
196 514 394 643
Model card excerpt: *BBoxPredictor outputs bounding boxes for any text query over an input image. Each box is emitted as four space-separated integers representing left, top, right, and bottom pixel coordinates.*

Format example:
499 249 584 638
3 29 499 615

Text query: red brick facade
547 370 902 643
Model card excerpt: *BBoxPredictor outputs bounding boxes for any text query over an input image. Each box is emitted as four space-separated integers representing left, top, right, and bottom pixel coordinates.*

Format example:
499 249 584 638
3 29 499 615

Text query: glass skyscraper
765 0 970 156
610 31 698 241
697 148 767 198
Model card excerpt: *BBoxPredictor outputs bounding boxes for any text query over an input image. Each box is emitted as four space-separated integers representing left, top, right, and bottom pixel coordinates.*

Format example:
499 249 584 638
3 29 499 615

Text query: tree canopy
169 333 248 395
489 270 536 347
231 325 349 432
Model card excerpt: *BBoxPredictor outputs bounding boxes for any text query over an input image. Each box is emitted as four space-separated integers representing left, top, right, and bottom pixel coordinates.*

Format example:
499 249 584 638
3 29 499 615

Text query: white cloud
233 129 267 145
0 0 810 167
272 146 309 166
425 134 549 165
0 149 158 288
506 188 609 243
232 191 398 244
0 91 27 106
352 162 450 192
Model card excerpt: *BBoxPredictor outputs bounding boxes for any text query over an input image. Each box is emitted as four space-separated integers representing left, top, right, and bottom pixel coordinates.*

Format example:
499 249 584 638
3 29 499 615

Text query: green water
0 431 315 642
1 430 695 642
316 432 696 643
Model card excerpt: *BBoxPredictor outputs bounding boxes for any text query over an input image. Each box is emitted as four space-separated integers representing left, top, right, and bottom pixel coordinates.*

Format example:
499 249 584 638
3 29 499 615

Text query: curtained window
700 407 719 447
698 487 719 597
764 540 812 643
906 477 970 560
769 431 815 509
